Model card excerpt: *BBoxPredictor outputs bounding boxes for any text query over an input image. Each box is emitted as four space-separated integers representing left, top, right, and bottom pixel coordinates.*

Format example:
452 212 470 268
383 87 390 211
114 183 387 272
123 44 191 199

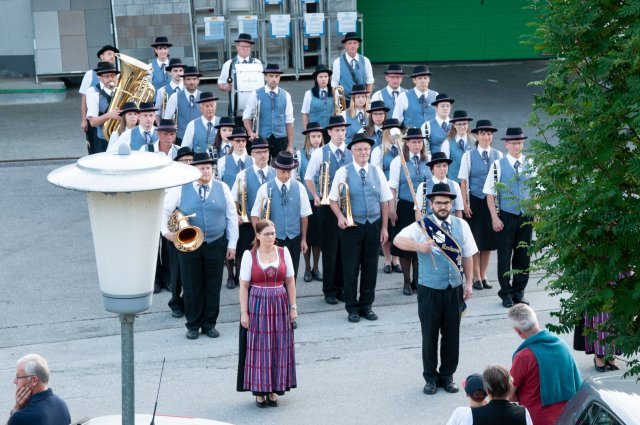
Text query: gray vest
403 89 436 128
345 164 381 224
498 156 531 215
427 118 449 154
268 180 302 239
417 216 465 289
177 91 202 139
469 148 500 199
256 88 288 138
179 182 226 243
192 118 219 153
221 155 253 188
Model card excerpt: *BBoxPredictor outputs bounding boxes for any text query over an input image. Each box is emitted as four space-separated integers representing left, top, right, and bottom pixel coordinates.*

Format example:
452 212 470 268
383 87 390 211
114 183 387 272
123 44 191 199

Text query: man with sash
181 92 220 153
138 118 179 159
392 65 438 129
421 93 453 154
154 58 185 125
149 36 172 92
86 62 121 154
163 66 203 145
243 63 294 160
80 45 118 154
161 152 238 340
415 152 464 218
331 32 374 104
304 115 353 305
394 183 477 395
218 33 263 124
231 138 275 289
483 127 534 308
371 64 406 112
329 133 392 323
110 101 158 152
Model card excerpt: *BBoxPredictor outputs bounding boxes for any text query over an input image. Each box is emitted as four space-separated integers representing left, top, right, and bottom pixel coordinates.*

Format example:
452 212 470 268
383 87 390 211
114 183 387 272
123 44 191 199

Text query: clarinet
493 162 500 216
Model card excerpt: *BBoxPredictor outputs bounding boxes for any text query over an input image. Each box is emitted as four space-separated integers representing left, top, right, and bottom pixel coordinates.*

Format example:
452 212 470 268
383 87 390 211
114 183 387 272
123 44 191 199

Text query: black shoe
514 297 529 305
383 265 392 274
255 397 268 408
153 284 161 294
303 271 313 282
442 380 459 393
312 270 323 281
226 278 235 289
393 263 403 273
267 395 278 407
482 279 493 289
336 292 345 302
594 358 607 373
348 312 360 323
204 328 220 338
502 297 514 308
473 280 483 290
171 310 184 318
423 382 437 395
403 283 412 296
411 281 417 292
186 330 199 340
607 361 620 371
325 296 338 305
360 310 378 321
292 320 297 329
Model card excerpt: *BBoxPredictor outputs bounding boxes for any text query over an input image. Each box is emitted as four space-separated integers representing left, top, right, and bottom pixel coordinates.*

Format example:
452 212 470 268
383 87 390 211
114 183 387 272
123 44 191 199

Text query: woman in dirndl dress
237 219 297 408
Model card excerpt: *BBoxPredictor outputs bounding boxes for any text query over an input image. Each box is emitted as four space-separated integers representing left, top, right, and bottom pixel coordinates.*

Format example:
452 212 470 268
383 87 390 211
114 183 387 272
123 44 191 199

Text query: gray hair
507 304 539 334
17 354 50 384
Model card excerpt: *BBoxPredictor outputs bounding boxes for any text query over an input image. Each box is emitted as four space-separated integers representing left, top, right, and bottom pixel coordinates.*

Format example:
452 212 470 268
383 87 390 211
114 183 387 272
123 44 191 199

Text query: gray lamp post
47 145 200 425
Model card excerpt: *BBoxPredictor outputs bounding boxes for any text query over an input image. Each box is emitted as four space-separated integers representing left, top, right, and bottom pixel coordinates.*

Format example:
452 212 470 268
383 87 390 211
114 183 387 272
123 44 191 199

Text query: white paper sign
204 16 225 41
304 13 324 37
337 12 357 34
238 15 259 38
270 14 291 38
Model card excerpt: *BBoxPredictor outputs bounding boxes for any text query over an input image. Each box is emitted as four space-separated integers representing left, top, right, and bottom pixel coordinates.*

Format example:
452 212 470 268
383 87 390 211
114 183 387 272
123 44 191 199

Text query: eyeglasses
352 147 370 153
432 201 452 207
15 375 33 380
260 232 276 237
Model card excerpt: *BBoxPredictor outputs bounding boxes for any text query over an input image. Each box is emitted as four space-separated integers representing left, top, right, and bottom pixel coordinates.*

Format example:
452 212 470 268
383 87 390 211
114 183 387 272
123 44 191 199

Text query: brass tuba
333 85 346 116
259 187 273 220
318 161 331 205
338 182 357 227
167 209 204 252
103 53 156 141
237 171 250 223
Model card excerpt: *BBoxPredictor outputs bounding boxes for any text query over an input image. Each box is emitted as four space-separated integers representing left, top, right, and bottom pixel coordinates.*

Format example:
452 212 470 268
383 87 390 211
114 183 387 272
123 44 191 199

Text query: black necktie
419 94 425 105
238 159 244 170
413 156 420 175
144 131 151 144
514 160 521 175
198 184 208 201
441 121 448 132
442 220 452 234
376 129 382 139
160 63 166 74
207 122 213 143
392 90 399 104
391 145 398 156
258 169 266 184
281 184 288 205
189 94 195 108
359 168 367 185
270 91 276 109
335 149 343 163
482 150 489 163
458 139 465 151
320 90 326 100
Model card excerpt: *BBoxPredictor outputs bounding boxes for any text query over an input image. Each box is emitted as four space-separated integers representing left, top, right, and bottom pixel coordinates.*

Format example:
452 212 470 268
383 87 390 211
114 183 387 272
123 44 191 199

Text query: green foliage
526 0 640 376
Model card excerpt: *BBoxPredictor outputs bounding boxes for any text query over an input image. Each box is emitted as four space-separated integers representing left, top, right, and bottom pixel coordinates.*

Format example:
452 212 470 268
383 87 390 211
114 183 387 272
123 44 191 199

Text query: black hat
411 65 432 77
427 151 453 168
157 118 177 133
96 45 119 58
234 33 255 44
366 100 389 114
196 91 218 103
95 62 119 75
273 151 298 170
182 66 202 77
427 182 456 199
450 110 473 123
381 118 403 130
191 152 214 166
384 64 404 75
262 63 283 74
431 93 454 106
463 374 487 399
326 115 351 129
137 102 157 113
341 32 362 43
174 146 194 162
471 119 498 133
119 102 138 115
151 36 172 47
351 84 369 95
302 121 324 135
403 127 427 140
165 58 185 70
347 133 375 150
214 116 235 129
249 137 269 150
230 127 250 139
312 63 332 78
501 127 528 140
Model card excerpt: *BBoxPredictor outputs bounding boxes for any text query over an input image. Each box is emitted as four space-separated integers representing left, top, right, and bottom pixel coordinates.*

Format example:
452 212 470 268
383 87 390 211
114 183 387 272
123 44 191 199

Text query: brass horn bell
167 209 204 252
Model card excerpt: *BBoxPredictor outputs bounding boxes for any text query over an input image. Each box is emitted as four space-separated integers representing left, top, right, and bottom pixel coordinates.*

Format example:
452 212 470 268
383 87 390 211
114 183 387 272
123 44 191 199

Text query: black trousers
495 211 533 301
178 236 226 332
276 235 301 279
417 284 463 384
340 220 381 314
235 223 255 283
154 236 171 289
266 134 288 163
318 205 343 298
85 120 97 155
166 241 183 313
92 136 108 154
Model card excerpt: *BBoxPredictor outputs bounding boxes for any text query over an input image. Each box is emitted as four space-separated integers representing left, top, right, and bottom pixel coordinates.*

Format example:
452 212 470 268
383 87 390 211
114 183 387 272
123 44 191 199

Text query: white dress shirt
181 115 220 149
138 141 178 159
154 81 184 115
457 147 503 181
216 151 249 179
482 154 534 196
414 177 464 212
396 216 478 258
303 141 347 182
331 53 375 88
328 162 393 203
163 89 201 120
85 83 113 118
250 177 313 219
301 88 330 114
392 87 439 123
242 85 294 124
231 165 274 203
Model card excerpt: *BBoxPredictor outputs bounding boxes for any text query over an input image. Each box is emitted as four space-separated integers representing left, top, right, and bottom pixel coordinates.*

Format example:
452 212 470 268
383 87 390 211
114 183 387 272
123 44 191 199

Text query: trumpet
167 209 204 252
252 99 260 136
333 86 346 116
237 171 250 223
318 161 331 205
259 187 273 219
338 182 357 227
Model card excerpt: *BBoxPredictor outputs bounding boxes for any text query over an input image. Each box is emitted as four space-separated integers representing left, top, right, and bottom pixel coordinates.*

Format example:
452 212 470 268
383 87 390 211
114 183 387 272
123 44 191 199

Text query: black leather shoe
403 283 412 296
482 279 493 289
325 296 338 305
171 310 184 318
514 297 529 305
303 271 313 282
267 395 278 407
204 328 220 338
186 330 199 340
383 265 392 274
292 320 297 329
153 284 161 294
473 280 483 290
423 382 437 395
348 312 360 323
255 397 267 408
312 270 323 281
226 278 235 289
442 380 459 393
594 358 607 373
502 297 514 308
360 310 378 321
393 263 403 273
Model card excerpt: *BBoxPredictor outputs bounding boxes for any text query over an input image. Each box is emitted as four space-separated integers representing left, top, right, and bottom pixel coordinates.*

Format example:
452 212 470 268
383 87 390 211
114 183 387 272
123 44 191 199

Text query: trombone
237 171 250 223
333 86 346 116
318 161 331 205
259 187 273 220
338 182 357 227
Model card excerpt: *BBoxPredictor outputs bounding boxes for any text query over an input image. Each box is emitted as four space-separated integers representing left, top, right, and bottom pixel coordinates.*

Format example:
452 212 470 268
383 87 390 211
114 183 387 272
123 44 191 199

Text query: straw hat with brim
137 102 157 113
326 115 351 129
501 127 528 140
450 110 473 122
182 66 202 77
174 146 194 162
427 151 453 168
471 119 498 133
196 92 219 103
96 45 119 58
215 116 235 129
347 133 375 150
157 119 177 133
427 182 456 199
302 122 324 135
431 93 455 106
381 118 403 130
191 152 214 166
273 151 298 170
119 102 139 115
151 36 172 47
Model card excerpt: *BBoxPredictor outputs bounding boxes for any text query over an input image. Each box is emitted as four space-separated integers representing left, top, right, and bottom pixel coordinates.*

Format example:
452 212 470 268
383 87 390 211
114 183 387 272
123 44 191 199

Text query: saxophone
259 187 273 219
493 162 500 216
338 181 357 227
238 171 250 223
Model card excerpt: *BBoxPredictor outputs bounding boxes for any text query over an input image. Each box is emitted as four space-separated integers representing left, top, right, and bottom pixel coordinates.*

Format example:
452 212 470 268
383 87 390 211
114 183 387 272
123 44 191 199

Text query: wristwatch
290 304 297 310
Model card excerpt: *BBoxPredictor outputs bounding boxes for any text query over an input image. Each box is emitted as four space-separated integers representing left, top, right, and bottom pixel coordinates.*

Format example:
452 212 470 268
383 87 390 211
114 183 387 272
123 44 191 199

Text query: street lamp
47 145 200 425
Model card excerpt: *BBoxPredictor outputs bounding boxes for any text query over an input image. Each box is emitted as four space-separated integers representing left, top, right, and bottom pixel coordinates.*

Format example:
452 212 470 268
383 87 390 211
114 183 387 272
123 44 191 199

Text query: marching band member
181 92 220 153
421 93 454 154
163 66 203 145
341 84 369 145
86 62 120 154
415 152 464 218
107 102 138 148
301 64 334 135
149 36 172 92
371 64 406 112
212 116 236 158
392 65 438 129
138 118 179 159
304 116 352 305
331 32 374 103
110 102 158 151
364 100 389 149
161 152 238 339
441 110 474 183
154 58 184 125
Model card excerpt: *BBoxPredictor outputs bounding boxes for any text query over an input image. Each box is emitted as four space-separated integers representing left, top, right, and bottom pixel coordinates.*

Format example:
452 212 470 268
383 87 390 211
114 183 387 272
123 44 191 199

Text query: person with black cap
243 63 294 159
86 62 121 154
139 118 179 159
415 151 464 218
483 127 534 308
331 31 374 103
445 373 488 425
163 66 203 144
304 115 353 305
106 101 138 148
300 64 334 134
111 101 158 152
441 110 475 184
161 152 239 339
154 57 185 124
392 65 439 129
211 116 236 159
458 120 502 292
181 92 220 153
149 36 172 92
421 93 454 154
363 100 389 149
230 138 275 290
79 45 119 154
394 182 477 395
341 84 370 144
371 64 406 111
329 133 392 323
